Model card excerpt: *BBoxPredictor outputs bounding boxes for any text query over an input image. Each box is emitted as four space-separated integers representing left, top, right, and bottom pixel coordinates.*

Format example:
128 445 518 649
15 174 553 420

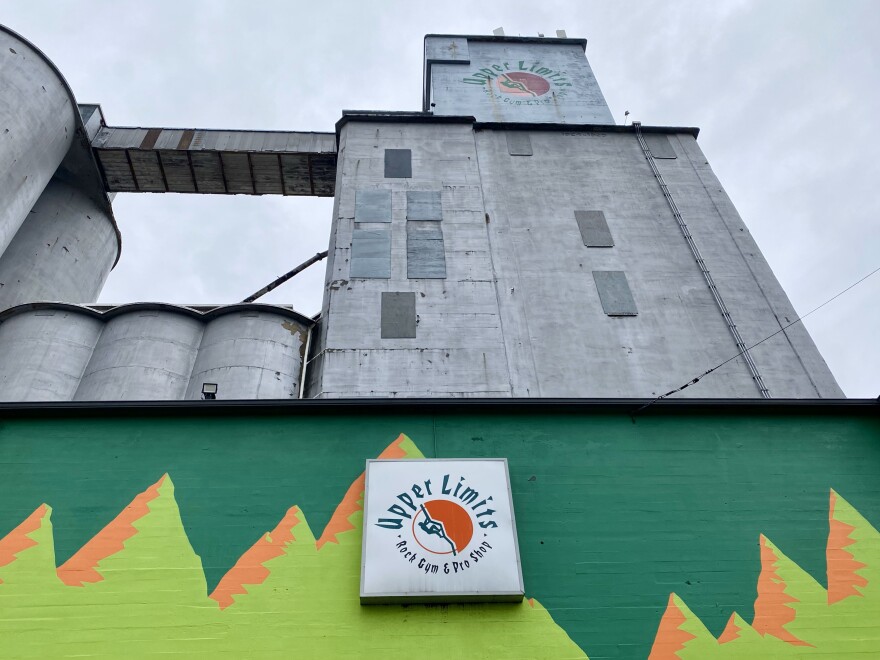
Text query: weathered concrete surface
0 304 313 401
73 310 204 401
0 27 76 257
0 308 103 401
307 120 511 397
427 36 614 125
0 178 119 312
184 311 307 400
309 120 842 398
475 127 842 397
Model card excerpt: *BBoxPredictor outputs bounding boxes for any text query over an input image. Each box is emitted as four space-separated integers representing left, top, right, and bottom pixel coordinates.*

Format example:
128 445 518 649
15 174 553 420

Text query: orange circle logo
495 72 551 97
412 500 474 556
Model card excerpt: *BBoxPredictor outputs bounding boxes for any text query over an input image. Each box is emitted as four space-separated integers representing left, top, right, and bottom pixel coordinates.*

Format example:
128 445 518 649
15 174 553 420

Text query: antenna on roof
556 29 567 38
493 27 505 36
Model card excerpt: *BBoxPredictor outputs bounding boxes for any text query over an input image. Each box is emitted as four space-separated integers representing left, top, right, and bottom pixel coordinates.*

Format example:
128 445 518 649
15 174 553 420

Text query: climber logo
494 71 550 97
361 458 524 603
461 60 572 105
413 500 473 555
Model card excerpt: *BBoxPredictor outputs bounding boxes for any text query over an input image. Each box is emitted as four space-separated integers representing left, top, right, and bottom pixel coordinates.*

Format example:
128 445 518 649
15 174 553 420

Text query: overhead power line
631 264 880 418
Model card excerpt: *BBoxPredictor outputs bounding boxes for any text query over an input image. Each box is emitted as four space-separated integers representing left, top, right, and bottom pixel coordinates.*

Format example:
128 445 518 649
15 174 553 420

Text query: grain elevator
0 26 843 400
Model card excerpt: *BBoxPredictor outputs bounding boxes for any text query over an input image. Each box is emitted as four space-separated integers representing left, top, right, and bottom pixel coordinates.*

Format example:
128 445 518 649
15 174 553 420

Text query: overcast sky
4 0 878 397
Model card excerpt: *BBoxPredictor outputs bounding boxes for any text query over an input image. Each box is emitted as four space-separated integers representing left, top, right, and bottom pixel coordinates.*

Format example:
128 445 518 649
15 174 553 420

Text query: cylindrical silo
184 307 311 400
0 305 103 401
74 307 204 401
0 179 121 311
0 26 77 256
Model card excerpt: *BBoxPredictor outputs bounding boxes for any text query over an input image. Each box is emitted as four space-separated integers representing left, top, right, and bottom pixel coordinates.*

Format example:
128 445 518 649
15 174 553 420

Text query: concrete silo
0 304 313 401
0 26 119 313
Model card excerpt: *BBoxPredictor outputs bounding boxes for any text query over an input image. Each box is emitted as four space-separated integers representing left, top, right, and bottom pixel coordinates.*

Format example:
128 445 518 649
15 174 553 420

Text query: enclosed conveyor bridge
91 122 337 196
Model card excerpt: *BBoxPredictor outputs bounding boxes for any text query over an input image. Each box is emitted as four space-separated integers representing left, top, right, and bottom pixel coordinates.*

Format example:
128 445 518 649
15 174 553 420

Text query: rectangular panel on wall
593 271 638 316
506 132 533 156
575 211 614 247
644 134 677 159
355 189 392 223
407 223 446 279
381 292 416 338
384 149 412 178
406 191 442 221
350 229 391 279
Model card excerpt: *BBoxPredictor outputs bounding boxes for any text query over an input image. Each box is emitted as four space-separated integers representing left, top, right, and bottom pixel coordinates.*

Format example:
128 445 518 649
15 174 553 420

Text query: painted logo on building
361 458 523 602
462 61 572 105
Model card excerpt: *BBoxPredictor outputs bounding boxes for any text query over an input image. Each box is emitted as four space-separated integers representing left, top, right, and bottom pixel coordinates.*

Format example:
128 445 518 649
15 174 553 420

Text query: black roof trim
475 122 700 137
334 114 700 139
0 397 875 420
336 111 476 136
425 34 588 51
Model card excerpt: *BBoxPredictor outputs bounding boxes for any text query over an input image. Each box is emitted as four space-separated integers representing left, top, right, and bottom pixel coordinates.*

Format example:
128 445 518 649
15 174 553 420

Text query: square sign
361 458 524 604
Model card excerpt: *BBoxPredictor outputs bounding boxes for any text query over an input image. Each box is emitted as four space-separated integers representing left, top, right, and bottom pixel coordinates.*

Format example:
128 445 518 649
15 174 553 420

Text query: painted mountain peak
648 489 880 658
0 434 587 659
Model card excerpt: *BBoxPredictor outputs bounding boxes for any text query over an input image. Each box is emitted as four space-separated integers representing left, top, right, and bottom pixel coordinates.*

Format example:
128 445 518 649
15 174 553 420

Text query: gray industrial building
0 26 842 401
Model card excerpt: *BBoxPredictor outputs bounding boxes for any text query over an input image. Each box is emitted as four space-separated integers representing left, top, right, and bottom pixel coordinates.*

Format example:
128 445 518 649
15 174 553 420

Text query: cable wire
631 264 880 418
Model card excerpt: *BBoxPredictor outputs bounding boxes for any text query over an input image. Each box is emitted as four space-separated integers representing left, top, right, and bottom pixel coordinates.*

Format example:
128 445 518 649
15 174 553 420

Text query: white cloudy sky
4 0 878 397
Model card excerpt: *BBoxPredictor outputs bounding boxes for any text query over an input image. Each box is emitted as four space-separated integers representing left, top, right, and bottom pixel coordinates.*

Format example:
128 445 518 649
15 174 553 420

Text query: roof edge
425 34 588 51
0 397 874 418
0 301 316 328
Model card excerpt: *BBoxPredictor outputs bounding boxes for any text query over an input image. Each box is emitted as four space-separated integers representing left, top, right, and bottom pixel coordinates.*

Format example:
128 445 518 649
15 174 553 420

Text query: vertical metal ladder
633 122 771 398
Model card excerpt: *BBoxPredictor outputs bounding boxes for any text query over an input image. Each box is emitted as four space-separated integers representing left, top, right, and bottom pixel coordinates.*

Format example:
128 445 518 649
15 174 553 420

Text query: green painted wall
0 405 878 658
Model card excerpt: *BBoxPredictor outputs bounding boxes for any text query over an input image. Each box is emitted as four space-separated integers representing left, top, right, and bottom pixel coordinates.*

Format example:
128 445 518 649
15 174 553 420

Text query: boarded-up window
593 271 637 316
355 189 392 223
406 191 442 221
384 149 412 178
381 292 416 338
506 132 533 156
643 135 676 159
575 211 614 247
350 228 391 279
407 223 446 279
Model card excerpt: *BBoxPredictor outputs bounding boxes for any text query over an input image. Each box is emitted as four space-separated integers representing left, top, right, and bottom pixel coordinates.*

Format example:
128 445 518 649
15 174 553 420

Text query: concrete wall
308 120 512 397
184 311 307 400
311 119 842 398
475 127 842 397
427 36 615 125
0 27 76 257
0 404 877 658
0 178 119 312
0 304 311 401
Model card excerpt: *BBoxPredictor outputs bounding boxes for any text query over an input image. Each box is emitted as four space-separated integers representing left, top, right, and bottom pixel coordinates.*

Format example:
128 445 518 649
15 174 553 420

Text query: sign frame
360 457 525 604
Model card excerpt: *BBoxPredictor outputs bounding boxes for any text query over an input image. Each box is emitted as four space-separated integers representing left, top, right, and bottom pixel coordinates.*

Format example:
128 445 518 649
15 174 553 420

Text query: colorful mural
0 435 586 658
0 408 878 657
649 490 880 658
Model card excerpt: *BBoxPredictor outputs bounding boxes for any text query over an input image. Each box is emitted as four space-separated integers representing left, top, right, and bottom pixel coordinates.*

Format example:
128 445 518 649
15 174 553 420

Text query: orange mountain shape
209 506 304 609
751 534 812 646
56 474 166 587
827 489 869 604
317 433 412 549
648 594 696 659
0 504 48 583
716 613 742 644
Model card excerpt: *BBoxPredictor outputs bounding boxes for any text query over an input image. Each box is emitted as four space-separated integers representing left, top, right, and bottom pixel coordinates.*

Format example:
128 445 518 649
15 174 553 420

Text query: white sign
360 458 524 603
